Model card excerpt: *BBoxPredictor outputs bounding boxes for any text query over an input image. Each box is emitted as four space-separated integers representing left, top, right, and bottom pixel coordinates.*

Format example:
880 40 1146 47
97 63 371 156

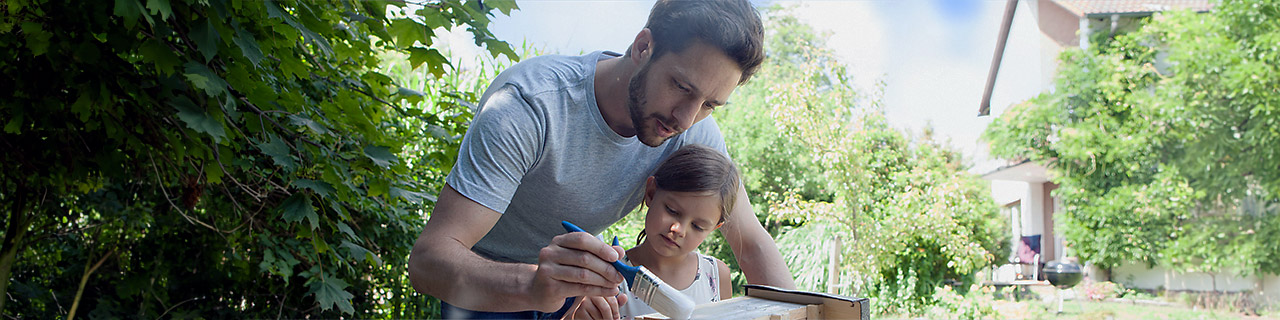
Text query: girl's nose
669 221 683 236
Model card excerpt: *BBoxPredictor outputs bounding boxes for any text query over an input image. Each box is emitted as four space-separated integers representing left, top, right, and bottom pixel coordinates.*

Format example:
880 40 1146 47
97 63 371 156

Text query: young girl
617 144 738 318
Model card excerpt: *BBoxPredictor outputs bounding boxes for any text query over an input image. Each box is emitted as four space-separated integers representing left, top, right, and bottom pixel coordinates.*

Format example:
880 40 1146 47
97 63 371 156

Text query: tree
716 7 1007 315
983 1 1280 278
0 0 518 317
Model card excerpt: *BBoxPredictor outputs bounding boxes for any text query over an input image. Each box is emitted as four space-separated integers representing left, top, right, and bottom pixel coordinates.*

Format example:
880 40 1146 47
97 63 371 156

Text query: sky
445 0 1049 174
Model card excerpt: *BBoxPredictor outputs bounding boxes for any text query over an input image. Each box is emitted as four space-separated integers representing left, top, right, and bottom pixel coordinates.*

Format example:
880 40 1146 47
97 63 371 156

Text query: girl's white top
619 252 721 319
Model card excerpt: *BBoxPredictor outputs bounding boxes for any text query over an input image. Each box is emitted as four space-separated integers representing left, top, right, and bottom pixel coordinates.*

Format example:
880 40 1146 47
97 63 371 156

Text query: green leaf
390 187 435 204
4 113 23 134
396 86 426 97
310 276 355 314
233 27 265 66
169 96 227 142
341 240 384 267
389 18 428 49
20 22 52 57
484 38 519 61
184 62 229 97
191 19 220 62
336 222 357 239
265 0 332 56
114 0 144 27
256 135 297 171
139 39 180 75
293 179 336 198
278 193 319 230
486 0 519 16
363 145 397 168
145 0 172 21
408 47 450 78
368 179 389 198
206 160 224 183
288 115 330 136
415 8 451 30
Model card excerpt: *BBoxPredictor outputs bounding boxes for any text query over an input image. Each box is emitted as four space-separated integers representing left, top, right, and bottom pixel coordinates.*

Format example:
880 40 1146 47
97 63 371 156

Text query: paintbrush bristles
631 266 695 320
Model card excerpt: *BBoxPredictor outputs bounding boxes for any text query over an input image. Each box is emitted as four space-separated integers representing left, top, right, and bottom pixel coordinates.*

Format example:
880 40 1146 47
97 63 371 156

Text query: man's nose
671 100 701 131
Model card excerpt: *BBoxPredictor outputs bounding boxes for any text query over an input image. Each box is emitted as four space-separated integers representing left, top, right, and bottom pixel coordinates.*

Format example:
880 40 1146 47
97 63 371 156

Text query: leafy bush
0 0 517 317
982 0 1280 277
925 285 1001 320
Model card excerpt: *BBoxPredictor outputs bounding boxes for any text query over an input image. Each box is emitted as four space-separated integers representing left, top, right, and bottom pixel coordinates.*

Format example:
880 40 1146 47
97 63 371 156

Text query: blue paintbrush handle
560 221 639 287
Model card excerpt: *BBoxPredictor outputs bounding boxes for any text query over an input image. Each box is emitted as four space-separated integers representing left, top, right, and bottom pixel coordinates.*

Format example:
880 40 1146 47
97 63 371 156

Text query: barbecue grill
1043 260 1083 313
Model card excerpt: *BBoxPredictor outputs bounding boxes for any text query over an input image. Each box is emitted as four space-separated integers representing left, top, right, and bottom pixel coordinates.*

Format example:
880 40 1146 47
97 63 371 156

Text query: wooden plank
805 304 822 319
635 285 871 319
743 285 870 320
635 296 808 320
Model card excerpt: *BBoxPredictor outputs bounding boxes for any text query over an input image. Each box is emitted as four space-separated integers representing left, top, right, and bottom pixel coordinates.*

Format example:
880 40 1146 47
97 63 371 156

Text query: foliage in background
982 1 1280 277
715 7 1008 315
0 0 517 317
924 284 1000 320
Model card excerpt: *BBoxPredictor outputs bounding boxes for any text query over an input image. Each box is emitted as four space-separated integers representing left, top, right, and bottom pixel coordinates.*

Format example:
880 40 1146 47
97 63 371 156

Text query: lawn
884 285 1276 320
991 298 1271 320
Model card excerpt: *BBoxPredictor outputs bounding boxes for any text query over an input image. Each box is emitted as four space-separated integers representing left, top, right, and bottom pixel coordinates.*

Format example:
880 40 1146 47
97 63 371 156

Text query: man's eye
674 81 690 93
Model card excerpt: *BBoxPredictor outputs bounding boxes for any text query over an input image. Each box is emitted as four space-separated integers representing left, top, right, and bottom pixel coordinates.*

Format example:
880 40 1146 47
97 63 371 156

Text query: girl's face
642 177 724 257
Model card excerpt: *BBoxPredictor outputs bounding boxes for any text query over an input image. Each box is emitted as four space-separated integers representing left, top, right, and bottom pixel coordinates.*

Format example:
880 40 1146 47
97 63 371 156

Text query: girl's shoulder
694 251 722 266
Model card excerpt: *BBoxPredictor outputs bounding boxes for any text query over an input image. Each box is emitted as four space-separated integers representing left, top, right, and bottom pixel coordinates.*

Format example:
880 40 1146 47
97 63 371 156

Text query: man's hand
527 232 627 312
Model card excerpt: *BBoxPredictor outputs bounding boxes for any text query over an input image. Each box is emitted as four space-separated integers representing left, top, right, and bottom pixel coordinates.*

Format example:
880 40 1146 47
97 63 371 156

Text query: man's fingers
555 232 620 262
548 233 626 284
539 265 620 297
540 263 622 294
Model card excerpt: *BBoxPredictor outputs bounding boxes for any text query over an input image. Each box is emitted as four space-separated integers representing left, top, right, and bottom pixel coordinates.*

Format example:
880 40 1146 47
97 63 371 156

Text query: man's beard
627 64 678 147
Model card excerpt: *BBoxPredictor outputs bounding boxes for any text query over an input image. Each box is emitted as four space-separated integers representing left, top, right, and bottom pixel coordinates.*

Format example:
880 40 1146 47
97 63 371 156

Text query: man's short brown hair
642 0 765 85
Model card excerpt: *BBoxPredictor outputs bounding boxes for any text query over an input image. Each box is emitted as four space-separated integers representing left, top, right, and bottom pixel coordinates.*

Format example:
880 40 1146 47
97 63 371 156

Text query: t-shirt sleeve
445 85 544 214
677 116 730 157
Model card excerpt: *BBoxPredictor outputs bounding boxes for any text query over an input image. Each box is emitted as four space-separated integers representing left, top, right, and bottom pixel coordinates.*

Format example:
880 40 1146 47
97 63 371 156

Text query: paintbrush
561 221 694 320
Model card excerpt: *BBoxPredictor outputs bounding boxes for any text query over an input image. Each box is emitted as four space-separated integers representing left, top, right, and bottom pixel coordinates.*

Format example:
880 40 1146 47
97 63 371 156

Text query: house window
1003 201 1021 263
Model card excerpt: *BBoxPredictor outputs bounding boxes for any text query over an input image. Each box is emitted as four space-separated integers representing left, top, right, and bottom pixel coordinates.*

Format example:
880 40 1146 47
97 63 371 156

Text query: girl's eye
692 224 706 232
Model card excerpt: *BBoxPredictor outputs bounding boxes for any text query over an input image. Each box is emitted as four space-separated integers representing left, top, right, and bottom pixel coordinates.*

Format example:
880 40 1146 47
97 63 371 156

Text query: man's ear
629 28 653 65
644 176 657 206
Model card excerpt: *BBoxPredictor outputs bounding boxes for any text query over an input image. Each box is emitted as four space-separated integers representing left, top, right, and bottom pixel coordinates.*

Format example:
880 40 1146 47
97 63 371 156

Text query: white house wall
1022 182 1044 236
1264 274 1280 306
1113 261 1276 295
990 180 1046 237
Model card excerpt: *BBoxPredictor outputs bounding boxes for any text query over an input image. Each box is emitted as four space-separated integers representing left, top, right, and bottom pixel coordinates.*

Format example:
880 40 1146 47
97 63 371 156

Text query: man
408 0 795 318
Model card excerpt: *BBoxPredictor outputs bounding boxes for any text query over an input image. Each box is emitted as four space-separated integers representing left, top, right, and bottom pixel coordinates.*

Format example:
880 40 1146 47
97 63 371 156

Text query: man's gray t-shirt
445 51 729 264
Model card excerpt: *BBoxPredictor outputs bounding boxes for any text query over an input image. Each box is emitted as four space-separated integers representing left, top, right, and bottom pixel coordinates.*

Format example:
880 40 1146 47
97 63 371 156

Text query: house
977 0 1280 305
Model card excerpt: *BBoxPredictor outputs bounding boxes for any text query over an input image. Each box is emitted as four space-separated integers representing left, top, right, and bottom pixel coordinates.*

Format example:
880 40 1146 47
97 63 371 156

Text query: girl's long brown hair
636 144 740 245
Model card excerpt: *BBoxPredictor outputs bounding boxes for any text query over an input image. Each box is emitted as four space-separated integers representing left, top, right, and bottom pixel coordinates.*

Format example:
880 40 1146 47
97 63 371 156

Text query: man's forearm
409 239 540 311
725 184 796 289
732 232 796 289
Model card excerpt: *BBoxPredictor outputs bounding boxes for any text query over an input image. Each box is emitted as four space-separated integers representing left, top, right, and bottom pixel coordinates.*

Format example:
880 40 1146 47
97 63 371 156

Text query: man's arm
720 183 796 289
408 184 626 312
